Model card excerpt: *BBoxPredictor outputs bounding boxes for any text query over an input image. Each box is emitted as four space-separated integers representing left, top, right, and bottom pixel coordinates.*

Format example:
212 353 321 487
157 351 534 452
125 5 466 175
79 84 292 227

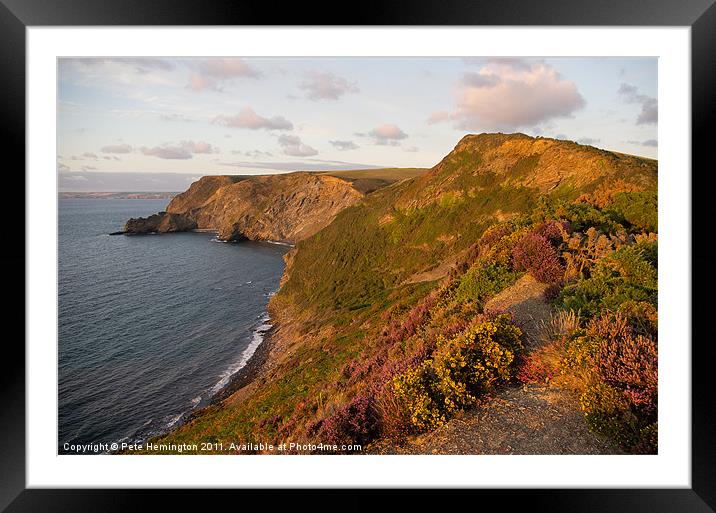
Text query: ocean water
58 199 289 453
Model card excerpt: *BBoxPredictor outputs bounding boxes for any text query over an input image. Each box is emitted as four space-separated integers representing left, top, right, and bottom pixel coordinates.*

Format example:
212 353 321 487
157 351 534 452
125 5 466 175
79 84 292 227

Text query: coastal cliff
122 172 363 243
142 133 658 455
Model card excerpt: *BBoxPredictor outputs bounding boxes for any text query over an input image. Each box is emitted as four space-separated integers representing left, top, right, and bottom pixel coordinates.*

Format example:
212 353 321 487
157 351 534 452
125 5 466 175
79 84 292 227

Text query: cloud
461 72 501 88
403 146 420 152
141 145 193 160
82 152 98 159
58 171 207 193
232 150 274 158
618 83 657 125
179 140 217 154
626 139 658 147
213 108 293 131
278 134 318 157
187 73 220 92
187 58 260 92
427 111 450 125
219 159 383 172
298 71 359 100
462 57 538 71
451 60 585 131
329 140 359 151
101 143 132 154
577 137 601 145
64 57 174 72
58 163 70 172
111 58 174 72
140 140 218 159
198 58 260 79
159 113 194 123
363 123 408 146
60 58 177 91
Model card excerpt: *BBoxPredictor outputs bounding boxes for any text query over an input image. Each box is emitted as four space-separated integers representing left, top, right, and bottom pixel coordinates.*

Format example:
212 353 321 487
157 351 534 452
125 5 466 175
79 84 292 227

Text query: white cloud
626 139 658 147
179 140 217 154
329 140 359 151
427 111 450 125
299 71 359 101
451 60 585 131
577 137 601 145
141 145 193 160
618 83 658 125
213 108 293 131
101 143 132 154
278 134 318 157
187 58 261 92
141 140 218 159
364 124 408 146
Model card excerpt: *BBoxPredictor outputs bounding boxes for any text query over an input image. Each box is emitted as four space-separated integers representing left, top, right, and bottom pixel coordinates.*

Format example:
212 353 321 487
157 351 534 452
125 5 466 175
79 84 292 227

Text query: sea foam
209 315 272 395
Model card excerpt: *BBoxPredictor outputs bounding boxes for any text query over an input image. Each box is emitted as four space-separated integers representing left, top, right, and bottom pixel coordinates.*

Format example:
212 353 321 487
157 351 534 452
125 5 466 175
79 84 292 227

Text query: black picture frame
3 0 714 511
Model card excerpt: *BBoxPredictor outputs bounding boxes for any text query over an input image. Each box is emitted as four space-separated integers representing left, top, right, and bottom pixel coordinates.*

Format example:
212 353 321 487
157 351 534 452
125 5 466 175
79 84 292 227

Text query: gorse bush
512 233 565 283
391 360 448 431
391 314 523 432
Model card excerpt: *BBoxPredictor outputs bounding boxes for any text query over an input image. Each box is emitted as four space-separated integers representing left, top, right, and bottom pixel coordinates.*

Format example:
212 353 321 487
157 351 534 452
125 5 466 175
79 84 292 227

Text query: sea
58 198 289 454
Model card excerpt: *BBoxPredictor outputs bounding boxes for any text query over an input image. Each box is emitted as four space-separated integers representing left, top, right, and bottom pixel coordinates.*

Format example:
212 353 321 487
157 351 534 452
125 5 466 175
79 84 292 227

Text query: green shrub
554 201 623 233
453 262 519 307
558 245 657 317
608 191 658 232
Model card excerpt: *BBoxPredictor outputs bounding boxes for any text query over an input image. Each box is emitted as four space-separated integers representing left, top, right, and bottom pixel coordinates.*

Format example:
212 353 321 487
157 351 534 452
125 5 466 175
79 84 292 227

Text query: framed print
4 0 716 510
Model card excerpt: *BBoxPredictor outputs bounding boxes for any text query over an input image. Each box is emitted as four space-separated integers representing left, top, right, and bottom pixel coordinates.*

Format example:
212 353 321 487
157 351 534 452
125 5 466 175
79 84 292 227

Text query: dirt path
372 274 620 455
374 383 619 455
484 274 552 346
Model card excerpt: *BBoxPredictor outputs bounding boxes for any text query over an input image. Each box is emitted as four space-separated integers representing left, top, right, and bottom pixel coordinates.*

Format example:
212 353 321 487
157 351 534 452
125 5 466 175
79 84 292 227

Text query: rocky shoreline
206 324 276 407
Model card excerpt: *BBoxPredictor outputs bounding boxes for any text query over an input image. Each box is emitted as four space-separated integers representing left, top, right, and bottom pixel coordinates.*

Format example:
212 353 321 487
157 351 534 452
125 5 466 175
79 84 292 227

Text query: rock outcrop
123 172 363 243
123 212 197 234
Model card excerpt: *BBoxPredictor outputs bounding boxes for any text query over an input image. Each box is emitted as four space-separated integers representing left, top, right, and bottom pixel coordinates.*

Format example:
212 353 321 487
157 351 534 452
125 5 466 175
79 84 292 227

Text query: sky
58 57 657 191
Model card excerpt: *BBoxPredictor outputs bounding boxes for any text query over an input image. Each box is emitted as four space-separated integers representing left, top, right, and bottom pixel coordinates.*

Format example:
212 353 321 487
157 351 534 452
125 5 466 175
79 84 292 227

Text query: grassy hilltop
149 133 658 454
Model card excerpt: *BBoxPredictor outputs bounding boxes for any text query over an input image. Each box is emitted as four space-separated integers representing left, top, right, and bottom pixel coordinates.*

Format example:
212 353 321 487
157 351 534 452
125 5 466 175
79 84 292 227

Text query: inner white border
27 27 691 488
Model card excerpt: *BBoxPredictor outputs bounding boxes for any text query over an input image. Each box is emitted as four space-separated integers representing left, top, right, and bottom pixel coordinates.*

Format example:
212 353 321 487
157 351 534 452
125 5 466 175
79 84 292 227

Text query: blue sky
58 57 657 189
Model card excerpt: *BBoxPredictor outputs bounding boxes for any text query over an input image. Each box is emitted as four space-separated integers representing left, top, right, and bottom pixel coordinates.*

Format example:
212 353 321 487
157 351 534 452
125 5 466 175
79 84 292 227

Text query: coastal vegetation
140 133 658 455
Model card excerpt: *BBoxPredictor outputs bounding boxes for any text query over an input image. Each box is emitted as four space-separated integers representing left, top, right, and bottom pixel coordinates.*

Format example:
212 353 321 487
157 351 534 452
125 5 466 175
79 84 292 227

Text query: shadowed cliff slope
122 169 426 243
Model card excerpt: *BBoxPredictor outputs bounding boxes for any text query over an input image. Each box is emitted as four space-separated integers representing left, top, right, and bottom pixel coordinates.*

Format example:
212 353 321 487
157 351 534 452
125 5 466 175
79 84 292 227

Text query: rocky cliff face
123 172 363 243
123 212 197 234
